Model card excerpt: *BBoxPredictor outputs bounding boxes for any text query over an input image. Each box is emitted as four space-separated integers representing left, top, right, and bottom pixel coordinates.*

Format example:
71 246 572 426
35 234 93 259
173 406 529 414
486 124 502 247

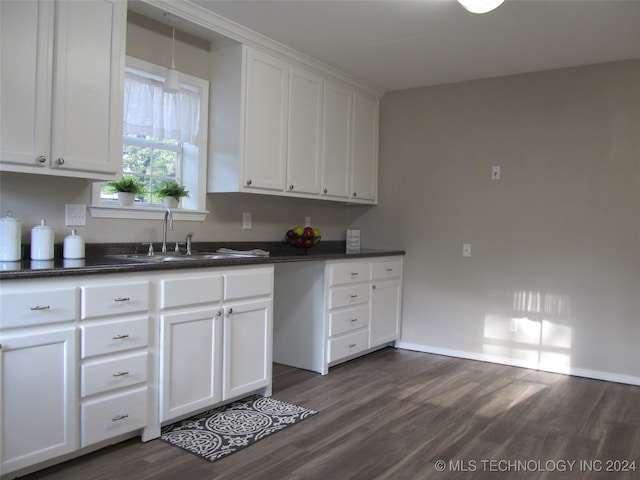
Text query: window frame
89 56 209 222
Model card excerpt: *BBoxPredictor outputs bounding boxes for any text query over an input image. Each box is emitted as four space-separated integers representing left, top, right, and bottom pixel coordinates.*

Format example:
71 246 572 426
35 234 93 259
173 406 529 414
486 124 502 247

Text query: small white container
63 229 85 259
0 212 21 261
31 219 55 260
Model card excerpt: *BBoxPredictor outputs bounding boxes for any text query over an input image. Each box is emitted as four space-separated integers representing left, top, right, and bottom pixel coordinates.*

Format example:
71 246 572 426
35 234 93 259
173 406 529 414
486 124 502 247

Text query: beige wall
351 59 640 382
0 172 350 244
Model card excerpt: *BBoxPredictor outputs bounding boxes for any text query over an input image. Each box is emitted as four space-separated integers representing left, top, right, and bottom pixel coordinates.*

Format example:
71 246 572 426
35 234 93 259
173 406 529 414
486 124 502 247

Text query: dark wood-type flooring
21 348 640 479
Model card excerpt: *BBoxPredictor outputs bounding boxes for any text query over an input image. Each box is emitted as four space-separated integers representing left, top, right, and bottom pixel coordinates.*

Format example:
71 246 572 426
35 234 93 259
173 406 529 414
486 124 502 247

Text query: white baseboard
397 342 640 386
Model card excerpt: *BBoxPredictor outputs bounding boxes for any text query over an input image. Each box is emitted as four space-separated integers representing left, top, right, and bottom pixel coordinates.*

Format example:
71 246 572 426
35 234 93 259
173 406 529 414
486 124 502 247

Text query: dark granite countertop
0 241 405 280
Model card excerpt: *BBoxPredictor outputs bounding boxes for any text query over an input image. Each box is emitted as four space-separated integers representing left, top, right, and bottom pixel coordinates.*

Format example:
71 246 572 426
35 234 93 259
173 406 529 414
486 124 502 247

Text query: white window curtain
123 71 201 144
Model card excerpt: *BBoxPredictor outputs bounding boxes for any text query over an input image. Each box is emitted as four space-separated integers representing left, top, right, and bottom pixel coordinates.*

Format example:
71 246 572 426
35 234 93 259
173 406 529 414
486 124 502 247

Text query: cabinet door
243 48 288 191
287 66 323 194
370 279 402 347
321 80 352 199
351 91 378 202
0 328 77 474
160 308 222 422
50 0 125 178
0 0 53 169
223 300 272 400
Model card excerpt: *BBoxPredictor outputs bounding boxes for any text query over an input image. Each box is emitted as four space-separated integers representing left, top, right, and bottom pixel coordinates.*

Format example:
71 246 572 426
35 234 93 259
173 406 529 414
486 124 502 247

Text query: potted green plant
106 176 146 206
157 180 189 208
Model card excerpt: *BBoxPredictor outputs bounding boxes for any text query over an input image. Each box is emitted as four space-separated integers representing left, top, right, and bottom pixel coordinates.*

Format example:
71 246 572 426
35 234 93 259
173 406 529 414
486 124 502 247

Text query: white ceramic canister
0 212 21 261
31 219 55 260
63 229 85 259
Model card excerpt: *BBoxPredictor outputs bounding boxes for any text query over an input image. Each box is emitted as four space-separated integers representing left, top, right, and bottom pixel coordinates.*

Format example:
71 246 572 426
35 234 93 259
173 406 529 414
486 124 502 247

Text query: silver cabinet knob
289 185 294 190
246 179 252 186
323 188 328 194
56 158 65 165
37 155 47 163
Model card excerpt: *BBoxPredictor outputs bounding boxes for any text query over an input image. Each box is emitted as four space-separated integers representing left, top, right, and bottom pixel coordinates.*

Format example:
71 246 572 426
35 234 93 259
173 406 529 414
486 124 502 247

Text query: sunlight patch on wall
483 290 574 374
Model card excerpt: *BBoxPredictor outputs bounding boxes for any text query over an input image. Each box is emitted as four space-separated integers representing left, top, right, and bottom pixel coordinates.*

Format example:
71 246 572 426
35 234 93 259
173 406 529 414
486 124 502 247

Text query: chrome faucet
162 209 174 253
185 232 194 256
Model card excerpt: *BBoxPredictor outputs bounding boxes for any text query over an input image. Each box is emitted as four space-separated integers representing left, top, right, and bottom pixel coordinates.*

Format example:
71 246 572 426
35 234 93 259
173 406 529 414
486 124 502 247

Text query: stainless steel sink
111 252 261 263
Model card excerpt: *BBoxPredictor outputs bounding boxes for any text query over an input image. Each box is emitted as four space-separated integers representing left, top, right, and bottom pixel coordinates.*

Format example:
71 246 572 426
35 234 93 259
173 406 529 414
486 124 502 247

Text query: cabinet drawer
0 287 77 329
328 329 369 363
371 258 402 280
328 262 370 286
329 305 370 337
81 352 148 397
80 387 148 447
328 284 370 310
81 317 148 358
81 282 149 320
225 268 273 301
161 274 223 309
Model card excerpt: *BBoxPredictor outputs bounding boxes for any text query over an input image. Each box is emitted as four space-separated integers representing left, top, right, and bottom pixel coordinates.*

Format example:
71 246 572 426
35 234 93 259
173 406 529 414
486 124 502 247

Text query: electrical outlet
242 212 252 229
510 318 519 332
305 216 311 227
491 165 501 180
463 243 471 257
65 204 87 226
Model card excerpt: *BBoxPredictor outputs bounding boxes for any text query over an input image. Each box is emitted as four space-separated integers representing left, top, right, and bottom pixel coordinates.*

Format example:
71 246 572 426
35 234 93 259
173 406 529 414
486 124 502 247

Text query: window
100 135 182 206
90 56 209 221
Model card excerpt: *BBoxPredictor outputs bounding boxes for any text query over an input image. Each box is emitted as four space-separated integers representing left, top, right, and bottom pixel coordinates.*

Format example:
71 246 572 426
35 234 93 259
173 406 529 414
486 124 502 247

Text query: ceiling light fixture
164 26 180 93
457 0 505 14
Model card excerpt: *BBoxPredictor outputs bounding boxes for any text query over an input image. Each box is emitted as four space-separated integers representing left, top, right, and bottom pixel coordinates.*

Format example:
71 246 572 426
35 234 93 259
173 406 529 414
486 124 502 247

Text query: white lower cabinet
80 387 148 447
79 280 150 448
0 282 78 475
0 328 78 474
160 307 222 422
159 266 273 424
370 258 403 347
0 265 274 476
273 256 403 375
223 299 272 400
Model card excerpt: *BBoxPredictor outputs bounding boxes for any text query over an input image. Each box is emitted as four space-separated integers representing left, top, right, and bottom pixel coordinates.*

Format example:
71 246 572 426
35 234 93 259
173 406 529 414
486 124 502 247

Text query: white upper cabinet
287 66 323 195
351 91 379 202
321 80 353 200
0 0 126 180
208 42 379 204
243 48 289 191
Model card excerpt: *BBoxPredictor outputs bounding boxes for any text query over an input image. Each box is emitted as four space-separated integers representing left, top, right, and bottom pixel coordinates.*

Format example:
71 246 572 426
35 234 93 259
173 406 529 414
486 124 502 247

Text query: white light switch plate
243 212 252 229
463 243 471 257
65 204 87 226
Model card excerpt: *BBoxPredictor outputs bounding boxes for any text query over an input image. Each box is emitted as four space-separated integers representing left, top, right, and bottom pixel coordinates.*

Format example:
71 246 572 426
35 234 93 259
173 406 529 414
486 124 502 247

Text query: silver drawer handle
350 272 359 276
349 318 358 323
112 334 130 340
386 268 394 272
112 371 129 377
114 297 130 302
350 294 358 299
349 343 357 348
112 414 129 422
30 305 51 311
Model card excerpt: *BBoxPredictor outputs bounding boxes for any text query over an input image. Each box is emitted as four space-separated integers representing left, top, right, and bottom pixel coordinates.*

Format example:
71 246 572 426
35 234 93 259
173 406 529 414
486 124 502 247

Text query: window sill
89 205 209 222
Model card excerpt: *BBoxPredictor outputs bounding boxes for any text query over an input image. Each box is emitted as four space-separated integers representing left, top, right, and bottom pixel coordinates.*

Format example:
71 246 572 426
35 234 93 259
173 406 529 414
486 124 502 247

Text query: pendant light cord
171 27 176 69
